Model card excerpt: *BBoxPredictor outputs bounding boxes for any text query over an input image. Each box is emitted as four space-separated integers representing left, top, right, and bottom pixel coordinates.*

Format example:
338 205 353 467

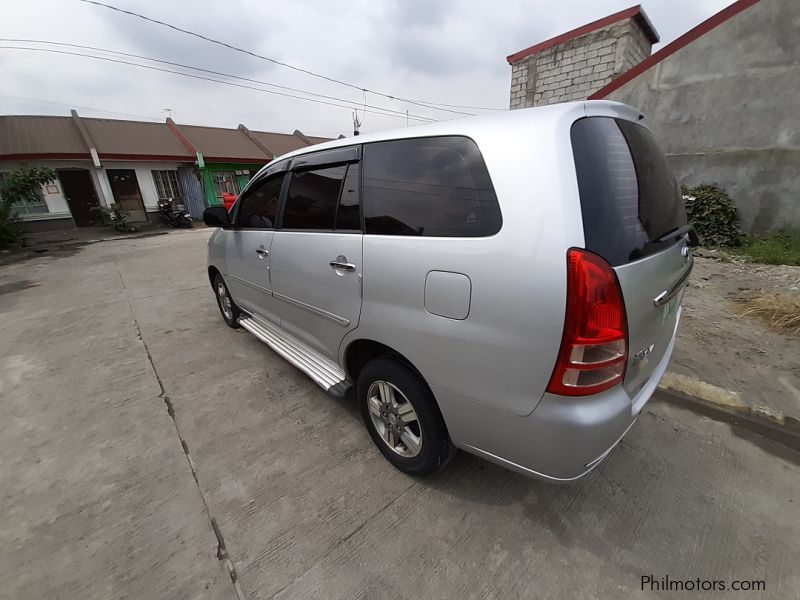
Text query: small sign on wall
45 184 60 194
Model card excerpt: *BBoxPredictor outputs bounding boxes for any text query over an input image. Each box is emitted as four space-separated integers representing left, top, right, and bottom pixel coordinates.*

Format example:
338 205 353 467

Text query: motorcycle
158 198 194 228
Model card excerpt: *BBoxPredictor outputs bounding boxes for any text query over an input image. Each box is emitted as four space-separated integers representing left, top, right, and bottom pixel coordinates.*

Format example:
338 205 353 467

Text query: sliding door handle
329 255 356 271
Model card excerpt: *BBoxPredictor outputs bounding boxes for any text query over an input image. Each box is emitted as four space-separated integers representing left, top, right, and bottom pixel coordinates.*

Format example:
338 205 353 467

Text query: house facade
0 112 329 232
506 0 799 232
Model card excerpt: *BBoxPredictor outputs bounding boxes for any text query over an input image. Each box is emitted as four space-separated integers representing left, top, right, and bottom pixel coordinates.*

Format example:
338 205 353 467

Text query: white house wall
0 159 109 221
99 161 189 213
1 159 191 222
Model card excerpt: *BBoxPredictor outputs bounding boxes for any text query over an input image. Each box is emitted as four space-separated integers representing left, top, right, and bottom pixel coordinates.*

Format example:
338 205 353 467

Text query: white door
269 162 363 359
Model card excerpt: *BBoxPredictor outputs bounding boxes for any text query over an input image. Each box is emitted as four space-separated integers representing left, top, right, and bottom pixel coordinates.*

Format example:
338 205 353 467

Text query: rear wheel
358 357 454 476
213 273 240 328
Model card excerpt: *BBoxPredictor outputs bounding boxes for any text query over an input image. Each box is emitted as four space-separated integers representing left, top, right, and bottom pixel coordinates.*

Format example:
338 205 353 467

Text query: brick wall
509 16 655 109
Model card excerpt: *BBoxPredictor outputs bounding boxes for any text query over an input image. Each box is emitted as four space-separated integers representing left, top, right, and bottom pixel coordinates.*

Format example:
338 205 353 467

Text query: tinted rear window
362 136 501 237
571 117 687 266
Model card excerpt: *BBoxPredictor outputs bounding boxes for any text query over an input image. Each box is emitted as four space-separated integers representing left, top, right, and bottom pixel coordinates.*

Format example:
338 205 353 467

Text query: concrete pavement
1 229 799 599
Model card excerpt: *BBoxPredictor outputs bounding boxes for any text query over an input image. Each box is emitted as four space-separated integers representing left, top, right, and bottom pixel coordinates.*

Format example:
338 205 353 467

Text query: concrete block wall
605 0 800 232
509 17 654 109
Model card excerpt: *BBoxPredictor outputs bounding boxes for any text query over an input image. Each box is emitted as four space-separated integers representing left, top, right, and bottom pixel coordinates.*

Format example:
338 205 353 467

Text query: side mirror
203 206 230 228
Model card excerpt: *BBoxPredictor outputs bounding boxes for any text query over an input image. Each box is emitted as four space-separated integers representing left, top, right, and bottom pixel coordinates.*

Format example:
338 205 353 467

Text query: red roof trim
0 152 90 161
98 153 194 162
506 4 658 64
166 118 198 155
590 0 760 99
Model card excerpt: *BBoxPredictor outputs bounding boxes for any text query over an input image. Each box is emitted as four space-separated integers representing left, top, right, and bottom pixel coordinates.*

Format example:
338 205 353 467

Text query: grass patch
738 293 800 335
735 230 800 266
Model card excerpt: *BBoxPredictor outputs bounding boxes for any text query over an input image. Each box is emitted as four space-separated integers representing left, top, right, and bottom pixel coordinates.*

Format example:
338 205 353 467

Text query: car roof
268 100 639 167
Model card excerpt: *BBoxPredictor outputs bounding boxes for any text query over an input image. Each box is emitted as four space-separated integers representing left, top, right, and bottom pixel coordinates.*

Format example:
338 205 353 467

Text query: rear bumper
435 309 679 482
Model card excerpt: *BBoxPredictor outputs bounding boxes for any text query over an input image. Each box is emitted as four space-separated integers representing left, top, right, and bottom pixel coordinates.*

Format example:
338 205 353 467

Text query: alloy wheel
217 282 233 320
367 380 422 458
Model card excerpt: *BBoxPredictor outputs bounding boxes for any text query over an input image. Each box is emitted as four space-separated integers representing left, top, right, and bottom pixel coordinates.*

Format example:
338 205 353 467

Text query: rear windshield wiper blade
657 224 699 246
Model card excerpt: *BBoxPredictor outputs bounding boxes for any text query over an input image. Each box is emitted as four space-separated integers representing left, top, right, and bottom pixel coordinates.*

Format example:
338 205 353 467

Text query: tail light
547 248 628 396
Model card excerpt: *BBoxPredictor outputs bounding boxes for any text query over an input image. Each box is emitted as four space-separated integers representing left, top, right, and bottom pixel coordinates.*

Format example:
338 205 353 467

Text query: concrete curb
1 231 173 267
655 373 800 452
42 230 171 247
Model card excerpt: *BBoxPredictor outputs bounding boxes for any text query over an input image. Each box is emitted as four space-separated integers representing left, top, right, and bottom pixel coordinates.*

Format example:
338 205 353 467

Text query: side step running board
238 315 347 392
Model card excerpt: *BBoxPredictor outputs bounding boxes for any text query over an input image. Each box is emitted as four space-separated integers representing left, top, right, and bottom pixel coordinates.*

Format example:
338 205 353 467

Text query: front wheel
358 357 454 477
213 273 240 328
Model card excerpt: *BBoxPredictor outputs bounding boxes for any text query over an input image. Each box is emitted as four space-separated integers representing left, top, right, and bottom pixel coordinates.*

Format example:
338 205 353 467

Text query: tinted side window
237 173 285 229
335 163 361 231
362 136 501 237
283 165 347 230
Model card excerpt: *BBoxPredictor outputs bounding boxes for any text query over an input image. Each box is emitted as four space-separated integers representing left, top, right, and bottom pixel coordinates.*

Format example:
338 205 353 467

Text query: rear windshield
571 117 687 266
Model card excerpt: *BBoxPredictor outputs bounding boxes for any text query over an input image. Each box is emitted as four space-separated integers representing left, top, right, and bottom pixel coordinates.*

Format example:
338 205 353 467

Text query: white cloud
0 0 735 137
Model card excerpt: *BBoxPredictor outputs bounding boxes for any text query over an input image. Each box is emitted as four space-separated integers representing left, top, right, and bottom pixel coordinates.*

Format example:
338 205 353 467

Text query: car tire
213 273 240 328
358 357 454 477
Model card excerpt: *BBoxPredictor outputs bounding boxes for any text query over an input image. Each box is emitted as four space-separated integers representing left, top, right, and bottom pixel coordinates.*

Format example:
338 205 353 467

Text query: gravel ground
2 231 799 600
670 252 800 419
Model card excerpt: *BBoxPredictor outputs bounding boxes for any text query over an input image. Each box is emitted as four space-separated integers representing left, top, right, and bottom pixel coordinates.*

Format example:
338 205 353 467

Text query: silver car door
269 160 363 359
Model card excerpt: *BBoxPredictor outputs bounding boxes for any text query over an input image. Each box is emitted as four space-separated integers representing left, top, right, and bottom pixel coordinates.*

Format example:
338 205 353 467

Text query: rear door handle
329 256 356 271
255 246 269 258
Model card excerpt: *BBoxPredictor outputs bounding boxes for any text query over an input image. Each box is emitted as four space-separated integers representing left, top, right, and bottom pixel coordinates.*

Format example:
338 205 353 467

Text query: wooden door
57 169 100 227
107 169 146 222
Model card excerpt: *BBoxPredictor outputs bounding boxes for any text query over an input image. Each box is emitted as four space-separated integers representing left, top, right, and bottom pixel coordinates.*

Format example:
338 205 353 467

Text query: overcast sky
2 0 733 137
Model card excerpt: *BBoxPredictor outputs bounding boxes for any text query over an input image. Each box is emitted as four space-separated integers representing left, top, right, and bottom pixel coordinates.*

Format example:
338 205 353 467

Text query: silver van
204 100 694 481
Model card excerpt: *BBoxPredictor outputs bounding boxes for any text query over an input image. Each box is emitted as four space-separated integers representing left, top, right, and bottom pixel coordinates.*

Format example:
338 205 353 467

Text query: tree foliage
0 167 56 248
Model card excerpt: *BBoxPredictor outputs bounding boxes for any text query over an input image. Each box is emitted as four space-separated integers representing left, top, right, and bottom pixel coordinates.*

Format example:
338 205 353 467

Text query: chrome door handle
329 256 356 271
653 255 694 306
255 247 269 258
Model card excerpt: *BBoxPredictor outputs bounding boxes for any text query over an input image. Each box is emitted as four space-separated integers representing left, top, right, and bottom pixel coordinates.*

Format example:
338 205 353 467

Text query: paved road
1 229 798 600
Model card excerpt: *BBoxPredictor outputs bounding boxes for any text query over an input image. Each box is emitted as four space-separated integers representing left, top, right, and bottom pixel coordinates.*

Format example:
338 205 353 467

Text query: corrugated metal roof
304 135 334 146
0 116 88 156
249 131 312 157
177 124 268 161
0 114 331 163
83 117 192 158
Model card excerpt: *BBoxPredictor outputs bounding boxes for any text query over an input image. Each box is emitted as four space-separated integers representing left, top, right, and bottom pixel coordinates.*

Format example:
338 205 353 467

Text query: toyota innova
203 100 694 481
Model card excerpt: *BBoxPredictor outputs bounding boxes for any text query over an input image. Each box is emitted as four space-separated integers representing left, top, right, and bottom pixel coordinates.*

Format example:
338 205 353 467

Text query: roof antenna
353 89 368 136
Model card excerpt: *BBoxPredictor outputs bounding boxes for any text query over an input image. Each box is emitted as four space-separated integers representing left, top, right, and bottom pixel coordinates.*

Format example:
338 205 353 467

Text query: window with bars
0 172 49 215
211 171 241 202
151 170 183 201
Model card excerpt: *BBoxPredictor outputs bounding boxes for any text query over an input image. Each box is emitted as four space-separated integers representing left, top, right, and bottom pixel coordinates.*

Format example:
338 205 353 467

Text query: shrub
681 183 743 247
0 201 24 248
91 204 137 233
0 166 57 249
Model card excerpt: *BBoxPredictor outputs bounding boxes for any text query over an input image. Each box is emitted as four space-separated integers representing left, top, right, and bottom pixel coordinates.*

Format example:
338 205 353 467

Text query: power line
0 39 437 123
78 0 504 115
0 93 161 120
0 46 436 124
404 100 505 111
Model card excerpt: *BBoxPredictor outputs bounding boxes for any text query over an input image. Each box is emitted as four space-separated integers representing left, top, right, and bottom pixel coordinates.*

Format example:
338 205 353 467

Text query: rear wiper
657 224 699 247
